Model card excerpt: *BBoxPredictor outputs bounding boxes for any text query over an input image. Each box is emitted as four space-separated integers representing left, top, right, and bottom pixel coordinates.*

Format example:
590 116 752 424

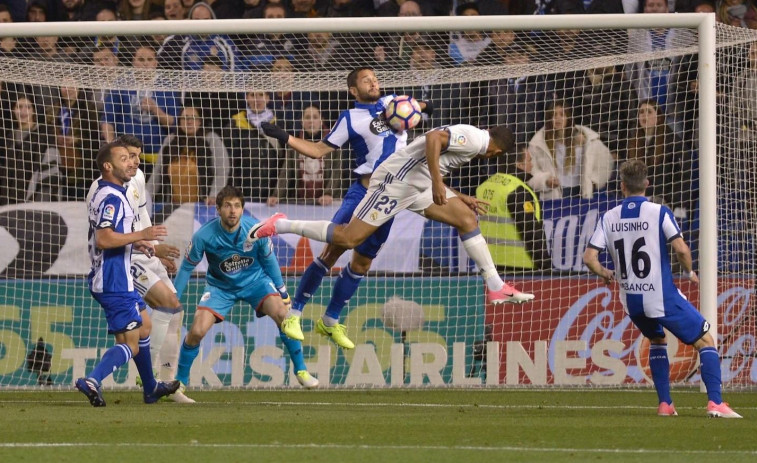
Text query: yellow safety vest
476 173 541 269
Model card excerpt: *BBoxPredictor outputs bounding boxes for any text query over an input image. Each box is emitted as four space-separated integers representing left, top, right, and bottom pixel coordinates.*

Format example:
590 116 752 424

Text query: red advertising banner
486 278 755 386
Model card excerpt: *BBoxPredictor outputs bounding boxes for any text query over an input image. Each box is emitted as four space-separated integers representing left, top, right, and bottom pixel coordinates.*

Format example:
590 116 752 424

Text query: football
384 95 422 132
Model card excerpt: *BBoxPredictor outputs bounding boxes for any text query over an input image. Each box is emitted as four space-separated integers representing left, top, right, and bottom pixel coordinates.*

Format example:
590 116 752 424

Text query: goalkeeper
259 66 433 350
172 185 317 392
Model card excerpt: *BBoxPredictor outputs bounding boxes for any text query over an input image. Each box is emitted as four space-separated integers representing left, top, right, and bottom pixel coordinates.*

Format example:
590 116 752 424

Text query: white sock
322 315 339 327
462 233 503 291
149 309 173 367
277 219 331 242
159 310 183 381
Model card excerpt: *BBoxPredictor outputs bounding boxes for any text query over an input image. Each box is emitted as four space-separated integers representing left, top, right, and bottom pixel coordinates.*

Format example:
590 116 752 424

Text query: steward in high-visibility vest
476 147 550 270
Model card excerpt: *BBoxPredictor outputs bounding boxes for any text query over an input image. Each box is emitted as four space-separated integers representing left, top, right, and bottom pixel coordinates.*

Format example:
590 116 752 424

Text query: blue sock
292 257 330 313
699 346 723 404
649 344 672 404
175 339 201 386
133 336 157 393
280 329 306 373
324 264 364 321
89 343 132 384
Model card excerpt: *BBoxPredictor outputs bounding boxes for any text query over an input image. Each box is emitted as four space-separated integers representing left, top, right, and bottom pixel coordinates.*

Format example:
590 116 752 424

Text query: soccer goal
0 14 755 389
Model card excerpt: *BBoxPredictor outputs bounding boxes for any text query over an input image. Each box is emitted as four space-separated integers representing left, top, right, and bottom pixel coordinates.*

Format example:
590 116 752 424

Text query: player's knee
456 211 479 234
693 332 715 349
351 254 372 274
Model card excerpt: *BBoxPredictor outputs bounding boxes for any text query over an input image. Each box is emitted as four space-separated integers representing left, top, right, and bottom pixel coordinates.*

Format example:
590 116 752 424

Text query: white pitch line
0 398 755 411
0 442 756 456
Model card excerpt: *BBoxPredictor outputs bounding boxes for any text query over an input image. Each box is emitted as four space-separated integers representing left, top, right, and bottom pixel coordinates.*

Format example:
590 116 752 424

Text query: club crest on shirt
103 204 115 220
369 115 392 136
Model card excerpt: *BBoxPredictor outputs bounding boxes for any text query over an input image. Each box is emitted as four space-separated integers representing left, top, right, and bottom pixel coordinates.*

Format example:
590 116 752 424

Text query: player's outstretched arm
261 121 333 160
424 130 449 206
95 225 167 250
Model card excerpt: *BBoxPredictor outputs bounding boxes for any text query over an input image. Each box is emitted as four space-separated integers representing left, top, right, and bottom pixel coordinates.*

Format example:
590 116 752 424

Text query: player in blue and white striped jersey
260 67 434 349
584 159 741 418
77 141 180 407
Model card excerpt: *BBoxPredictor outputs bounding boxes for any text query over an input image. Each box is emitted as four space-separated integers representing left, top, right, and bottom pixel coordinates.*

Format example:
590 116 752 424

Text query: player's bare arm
260 121 334 159
95 225 167 250
583 247 615 285
670 236 698 284
425 130 449 206
450 187 489 215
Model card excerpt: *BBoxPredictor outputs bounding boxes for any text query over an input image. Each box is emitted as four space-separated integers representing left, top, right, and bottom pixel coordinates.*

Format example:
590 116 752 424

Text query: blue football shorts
630 295 709 345
91 290 145 334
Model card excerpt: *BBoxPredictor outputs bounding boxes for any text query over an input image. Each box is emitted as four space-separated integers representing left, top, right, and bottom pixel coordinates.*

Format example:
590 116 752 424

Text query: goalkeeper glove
277 285 291 306
261 122 290 146
420 100 435 116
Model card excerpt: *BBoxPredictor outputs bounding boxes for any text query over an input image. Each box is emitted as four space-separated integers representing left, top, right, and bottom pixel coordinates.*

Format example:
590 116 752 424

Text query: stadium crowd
0 0 751 218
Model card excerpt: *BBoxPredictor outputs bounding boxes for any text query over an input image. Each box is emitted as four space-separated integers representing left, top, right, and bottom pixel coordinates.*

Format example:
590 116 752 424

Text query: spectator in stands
0 4 16 56
149 106 223 204
268 105 343 206
323 0 375 17
291 0 323 17
241 0 265 18
164 0 188 19
119 0 161 20
5 95 59 204
717 0 757 28
292 31 340 71
225 90 279 202
148 10 169 47
76 7 130 65
238 2 296 70
732 42 757 128
528 100 614 200
541 28 584 106
572 60 637 158
26 0 48 22
158 2 238 71
626 0 696 114
268 57 320 133
101 44 180 176
61 0 114 21
626 99 694 215
372 1 444 70
449 2 491 65
91 46 119 112
476 41 548 145
183 56 243 133
54 81 100 200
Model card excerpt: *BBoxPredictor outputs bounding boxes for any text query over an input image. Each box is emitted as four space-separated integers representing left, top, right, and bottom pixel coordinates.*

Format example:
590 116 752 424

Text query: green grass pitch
1 389 755 463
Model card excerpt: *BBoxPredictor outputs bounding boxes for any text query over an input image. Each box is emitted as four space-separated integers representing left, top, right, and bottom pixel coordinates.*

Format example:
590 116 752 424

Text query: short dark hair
96 141 129 172
620 159 648 194
116 134 143 149
489 125 515 153
347 67 374 89
216 185 245 208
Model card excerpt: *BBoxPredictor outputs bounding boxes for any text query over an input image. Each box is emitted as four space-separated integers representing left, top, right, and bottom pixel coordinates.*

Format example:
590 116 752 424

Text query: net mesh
0 21 756 389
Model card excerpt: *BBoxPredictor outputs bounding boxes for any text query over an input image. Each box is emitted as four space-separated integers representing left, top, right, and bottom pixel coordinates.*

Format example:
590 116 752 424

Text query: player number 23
373 196 398 215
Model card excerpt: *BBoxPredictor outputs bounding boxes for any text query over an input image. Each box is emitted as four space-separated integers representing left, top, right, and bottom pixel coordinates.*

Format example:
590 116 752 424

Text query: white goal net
0 15 755 389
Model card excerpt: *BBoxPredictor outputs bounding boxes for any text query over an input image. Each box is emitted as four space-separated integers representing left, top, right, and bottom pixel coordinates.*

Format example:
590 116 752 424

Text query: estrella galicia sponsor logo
220 253 254 274
369 115 392 136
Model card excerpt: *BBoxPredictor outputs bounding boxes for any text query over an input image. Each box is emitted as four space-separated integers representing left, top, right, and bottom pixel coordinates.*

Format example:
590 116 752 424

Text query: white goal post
1 13 754 389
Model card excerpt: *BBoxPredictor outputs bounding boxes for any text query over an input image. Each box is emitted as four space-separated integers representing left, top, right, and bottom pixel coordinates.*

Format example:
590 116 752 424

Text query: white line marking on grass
1 442 756 456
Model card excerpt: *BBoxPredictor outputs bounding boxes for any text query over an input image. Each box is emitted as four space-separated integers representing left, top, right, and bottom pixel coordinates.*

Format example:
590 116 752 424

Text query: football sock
276 219 333 242
133 336 157 393
280 330 307 373
176 339 201 386
461 229 503 291
324 263 364 322
159 310 184 381
149 307 176 366
292 257 330 314
699 346 723 404
89 343 132 384
649 344 672 404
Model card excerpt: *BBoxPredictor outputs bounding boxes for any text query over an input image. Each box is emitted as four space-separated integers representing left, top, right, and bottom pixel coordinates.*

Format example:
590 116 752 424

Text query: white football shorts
131 253 176 297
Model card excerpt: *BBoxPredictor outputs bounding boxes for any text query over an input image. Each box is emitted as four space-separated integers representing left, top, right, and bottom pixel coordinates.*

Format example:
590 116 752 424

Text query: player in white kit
249 124 535 304
86 135 193 403
584 159 740 418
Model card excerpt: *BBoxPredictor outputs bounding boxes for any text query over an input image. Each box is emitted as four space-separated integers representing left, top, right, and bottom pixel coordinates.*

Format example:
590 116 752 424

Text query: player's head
485 125 515 158
116 134 143 175
347 67 380 103
96 141 132 184
216 185 245 230
619 159 649 196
